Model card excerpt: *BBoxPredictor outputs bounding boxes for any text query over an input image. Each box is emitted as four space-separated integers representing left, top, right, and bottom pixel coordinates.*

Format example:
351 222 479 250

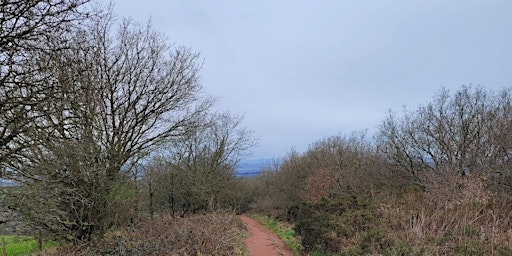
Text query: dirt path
240 215 294 256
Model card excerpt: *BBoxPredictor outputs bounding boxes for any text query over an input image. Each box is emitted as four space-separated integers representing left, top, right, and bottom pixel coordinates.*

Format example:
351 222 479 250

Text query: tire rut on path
240 215 294 256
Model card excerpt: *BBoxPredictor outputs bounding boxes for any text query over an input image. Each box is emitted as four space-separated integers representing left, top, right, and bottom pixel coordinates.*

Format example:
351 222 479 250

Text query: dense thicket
142 112 256 217
246 86 512 255
247 131 385 213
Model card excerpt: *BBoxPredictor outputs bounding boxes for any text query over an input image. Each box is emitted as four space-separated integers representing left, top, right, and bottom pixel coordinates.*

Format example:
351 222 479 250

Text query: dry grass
40 211 248 256
376 172 512 255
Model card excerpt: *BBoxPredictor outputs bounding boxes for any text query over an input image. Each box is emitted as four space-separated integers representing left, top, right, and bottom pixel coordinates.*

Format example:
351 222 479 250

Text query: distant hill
0 179 16 187
235 158 277 177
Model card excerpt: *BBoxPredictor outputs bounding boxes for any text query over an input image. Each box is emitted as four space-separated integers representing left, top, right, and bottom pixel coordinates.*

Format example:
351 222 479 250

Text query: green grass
0 236 58 256
252 215 303 255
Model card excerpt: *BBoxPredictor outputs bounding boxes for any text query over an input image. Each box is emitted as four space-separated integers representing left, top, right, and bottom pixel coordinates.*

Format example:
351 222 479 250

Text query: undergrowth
283 174 512 255
40 212 247 256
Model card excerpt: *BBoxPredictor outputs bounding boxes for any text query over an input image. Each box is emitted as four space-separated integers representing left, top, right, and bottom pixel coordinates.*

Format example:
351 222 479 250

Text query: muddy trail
240 215 294 256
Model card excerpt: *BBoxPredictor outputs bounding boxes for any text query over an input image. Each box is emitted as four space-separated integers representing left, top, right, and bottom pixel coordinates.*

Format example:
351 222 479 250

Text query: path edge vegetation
251 214 303 255
0 235 58 256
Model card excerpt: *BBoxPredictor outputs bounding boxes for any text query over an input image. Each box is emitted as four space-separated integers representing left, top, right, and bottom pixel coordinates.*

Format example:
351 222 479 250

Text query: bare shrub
305 168 335 203
378 85 512 178
248 131 386 215
422 169 491 207
376 170 512 254
41 212 247 256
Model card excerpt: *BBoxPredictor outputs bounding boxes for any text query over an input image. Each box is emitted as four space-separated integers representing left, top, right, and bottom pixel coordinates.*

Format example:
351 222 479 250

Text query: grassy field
0 236 57 256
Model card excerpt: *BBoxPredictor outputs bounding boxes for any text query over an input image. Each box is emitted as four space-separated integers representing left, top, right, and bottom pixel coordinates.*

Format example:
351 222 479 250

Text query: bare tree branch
0 0 92 173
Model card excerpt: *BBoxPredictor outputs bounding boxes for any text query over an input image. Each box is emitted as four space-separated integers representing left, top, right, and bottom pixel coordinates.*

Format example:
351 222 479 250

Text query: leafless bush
378 85 512 178
40 212 247 256
376 170 512 254
140 112 257 218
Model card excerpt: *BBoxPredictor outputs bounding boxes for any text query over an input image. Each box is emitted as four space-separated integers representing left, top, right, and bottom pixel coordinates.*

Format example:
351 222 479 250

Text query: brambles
40 212 246 255
246 86 512 255
287 193 380 254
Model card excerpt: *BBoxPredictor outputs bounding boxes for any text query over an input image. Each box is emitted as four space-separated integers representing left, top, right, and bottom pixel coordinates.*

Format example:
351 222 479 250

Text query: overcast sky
114 1 512 159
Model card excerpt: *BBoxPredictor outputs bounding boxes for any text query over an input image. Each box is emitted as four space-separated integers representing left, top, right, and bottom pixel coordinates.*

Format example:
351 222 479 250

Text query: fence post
1 237 7 256
38 230 42 251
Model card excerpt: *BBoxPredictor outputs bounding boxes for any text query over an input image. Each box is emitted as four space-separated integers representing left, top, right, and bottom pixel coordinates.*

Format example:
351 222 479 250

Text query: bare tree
2 8 213 241
168 112 256 172
0 0 92 173
39 12 213 177
0 0 90 52
145 112 257 217
377 85 511 177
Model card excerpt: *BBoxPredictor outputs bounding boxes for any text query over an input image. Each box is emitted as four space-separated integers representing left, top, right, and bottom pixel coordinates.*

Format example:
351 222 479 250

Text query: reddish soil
240 215 294 256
